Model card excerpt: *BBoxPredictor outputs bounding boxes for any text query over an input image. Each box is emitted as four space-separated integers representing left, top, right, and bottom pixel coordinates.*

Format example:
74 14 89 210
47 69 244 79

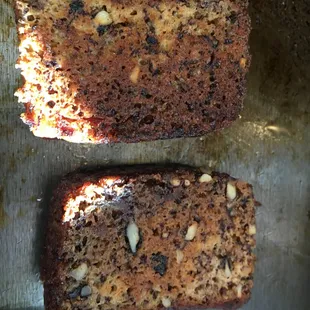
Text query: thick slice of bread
42 166 257 309
15 0 250 143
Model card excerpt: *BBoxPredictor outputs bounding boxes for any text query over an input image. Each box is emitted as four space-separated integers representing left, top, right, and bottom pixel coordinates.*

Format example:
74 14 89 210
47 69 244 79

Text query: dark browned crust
42 175 75 309
42 165 256 309
15 1 251 143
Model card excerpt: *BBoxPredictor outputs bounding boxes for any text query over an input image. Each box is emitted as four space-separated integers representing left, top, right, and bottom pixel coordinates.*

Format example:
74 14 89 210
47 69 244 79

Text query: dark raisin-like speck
68 286 82 299
97 25 109 36
69 0 84 14
151 252 168 276
146 35 158 45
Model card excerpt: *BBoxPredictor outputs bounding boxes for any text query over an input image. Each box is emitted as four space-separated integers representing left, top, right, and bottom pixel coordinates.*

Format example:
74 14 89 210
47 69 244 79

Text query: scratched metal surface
0 0 309 309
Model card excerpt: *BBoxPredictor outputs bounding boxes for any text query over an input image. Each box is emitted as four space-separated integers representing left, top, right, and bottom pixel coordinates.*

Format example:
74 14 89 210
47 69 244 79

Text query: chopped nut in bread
126 220 140 253
227 182 237 201
199 173 213 183
94 10 113 26
69 263 88 281
185 222 198 241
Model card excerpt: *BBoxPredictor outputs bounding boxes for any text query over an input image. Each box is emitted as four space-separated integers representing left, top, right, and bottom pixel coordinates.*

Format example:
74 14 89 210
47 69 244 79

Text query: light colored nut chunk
126 221 140 253
162 297 171 308
130 66 140 83
236 284 243 298
160 39 173 51
170 177 181 187
162 232 169 238
70 263 88 281
249 224 256 235
153 284 162 292
240 57 247 68
199 173 213 183
185 222 198 241
176 250 184 264
225 260 232 278
184 179 191 187
226 182 237 201
94 10 113 26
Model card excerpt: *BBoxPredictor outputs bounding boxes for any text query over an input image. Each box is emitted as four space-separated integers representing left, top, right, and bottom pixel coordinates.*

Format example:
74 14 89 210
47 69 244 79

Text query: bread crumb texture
15 0 250 143
42 167 256 309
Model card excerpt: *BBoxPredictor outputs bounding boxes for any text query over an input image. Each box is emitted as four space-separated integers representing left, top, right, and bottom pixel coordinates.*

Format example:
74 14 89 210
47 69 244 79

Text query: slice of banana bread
42 166 257 309
15 0 250 143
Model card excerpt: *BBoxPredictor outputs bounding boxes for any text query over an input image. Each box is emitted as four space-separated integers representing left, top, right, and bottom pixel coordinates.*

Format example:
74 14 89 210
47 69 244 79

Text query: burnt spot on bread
140 254 147 264
148 61 160 76
47 100 56 108
45 60 59 68
224 38 234 45
151 252 168 276
97 25 110 36
146 35 158 45
141 115 154 125
227 11 238 24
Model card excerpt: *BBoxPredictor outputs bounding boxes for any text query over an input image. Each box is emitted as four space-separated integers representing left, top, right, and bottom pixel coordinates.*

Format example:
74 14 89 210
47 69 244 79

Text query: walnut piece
176 250 184 264
130 66 140 83
249 224 256 235
170 177 181 187
199 173 213 183
185 222 198 241
226 182 237 201
69 263 88 281
162 297 171 308
225 260 232 278
184 179 191 187
94 10 113 26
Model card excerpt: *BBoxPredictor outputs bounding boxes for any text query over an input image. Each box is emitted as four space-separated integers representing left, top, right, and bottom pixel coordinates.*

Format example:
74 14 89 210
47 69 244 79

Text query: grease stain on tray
0 124 14 137
0 1 15 42
29 195 37 203
24 145 37 157
17 207 27 218
0 186 8 228
9 155 16 172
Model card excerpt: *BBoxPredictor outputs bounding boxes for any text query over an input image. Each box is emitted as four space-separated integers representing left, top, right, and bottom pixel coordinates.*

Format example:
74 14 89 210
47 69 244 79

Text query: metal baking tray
0 0 309 309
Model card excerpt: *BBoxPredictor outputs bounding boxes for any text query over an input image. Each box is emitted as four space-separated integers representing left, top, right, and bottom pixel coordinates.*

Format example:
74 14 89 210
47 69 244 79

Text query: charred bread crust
15 1 251 143
41 165 257 309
